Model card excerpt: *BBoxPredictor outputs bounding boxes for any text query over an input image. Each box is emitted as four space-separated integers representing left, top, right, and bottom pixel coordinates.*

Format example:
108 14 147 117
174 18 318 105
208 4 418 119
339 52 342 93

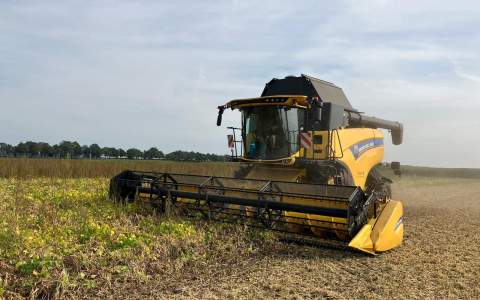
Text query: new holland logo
350 138 383 160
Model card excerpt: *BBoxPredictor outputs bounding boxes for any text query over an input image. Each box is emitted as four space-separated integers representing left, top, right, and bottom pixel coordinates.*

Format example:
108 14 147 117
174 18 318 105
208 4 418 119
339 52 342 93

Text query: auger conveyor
109 170 376 242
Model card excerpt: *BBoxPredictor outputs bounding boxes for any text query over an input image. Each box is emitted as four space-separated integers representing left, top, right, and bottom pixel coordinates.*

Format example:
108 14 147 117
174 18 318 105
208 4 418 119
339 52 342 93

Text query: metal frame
110 170 374 241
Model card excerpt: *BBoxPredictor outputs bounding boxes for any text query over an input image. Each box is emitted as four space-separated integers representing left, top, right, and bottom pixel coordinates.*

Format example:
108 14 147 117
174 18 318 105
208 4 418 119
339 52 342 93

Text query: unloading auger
110 74 405 254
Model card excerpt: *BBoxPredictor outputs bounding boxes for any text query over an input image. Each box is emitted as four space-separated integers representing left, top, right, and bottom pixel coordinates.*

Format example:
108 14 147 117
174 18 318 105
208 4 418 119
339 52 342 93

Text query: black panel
321 103 346 130
261 76 318 98
261 74 353 110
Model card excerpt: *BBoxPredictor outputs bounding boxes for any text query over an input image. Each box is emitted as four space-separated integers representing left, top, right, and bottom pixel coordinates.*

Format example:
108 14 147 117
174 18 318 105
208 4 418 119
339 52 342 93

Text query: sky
0 0 479 168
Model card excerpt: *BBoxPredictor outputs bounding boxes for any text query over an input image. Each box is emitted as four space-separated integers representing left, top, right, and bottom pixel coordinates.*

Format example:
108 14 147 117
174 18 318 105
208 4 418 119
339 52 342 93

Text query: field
0 158 479 299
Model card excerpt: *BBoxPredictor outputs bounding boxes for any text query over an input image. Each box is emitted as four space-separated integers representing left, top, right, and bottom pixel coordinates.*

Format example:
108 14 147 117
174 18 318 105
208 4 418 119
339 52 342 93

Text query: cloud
0 0 479 167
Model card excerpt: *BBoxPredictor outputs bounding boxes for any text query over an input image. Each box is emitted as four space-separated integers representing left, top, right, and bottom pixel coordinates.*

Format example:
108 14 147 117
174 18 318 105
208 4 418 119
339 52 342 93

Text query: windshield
242 106 302 160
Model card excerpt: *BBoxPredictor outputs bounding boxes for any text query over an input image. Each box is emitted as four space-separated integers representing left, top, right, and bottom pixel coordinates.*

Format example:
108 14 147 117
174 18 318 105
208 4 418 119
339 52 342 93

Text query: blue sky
1 0 479 167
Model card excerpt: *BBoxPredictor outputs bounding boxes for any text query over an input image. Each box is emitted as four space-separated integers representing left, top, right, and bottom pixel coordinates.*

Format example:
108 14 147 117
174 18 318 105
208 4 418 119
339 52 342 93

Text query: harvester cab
110 74 405 255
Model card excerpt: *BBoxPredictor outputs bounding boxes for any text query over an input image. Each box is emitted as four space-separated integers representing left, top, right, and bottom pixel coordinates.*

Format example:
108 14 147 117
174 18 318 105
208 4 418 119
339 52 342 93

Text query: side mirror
391 123 404 145
216 106 225 126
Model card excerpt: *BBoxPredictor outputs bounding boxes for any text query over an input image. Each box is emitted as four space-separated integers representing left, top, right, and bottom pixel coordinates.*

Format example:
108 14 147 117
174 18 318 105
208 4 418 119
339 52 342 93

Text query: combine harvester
110 74 404 254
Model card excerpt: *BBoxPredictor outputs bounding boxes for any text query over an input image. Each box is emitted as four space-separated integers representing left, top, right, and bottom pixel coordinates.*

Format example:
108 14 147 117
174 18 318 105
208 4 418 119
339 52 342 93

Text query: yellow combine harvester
110 74 404 254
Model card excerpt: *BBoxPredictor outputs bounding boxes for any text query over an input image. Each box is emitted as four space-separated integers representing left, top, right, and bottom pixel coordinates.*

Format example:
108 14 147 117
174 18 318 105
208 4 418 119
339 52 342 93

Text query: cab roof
261 74 353 110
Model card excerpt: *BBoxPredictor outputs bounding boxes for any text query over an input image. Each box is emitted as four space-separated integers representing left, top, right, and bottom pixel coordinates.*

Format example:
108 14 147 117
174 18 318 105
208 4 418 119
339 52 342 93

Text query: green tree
51 144 61 158
59 141 74 158
89 144 102 158
118 148 126 157
15 142 28 157
164 150 225 162
25 141 41 157
126 148 143 159
101 147 110 158
38 142 52 157
110 148 119 158
102 147 119 158
144 147 163 159
81 145 90 158
0 143 13 156
72 142 82 158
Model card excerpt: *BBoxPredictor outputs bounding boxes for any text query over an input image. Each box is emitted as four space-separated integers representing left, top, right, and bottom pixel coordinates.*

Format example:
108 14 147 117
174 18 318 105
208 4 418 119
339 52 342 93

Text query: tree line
0 141 226 161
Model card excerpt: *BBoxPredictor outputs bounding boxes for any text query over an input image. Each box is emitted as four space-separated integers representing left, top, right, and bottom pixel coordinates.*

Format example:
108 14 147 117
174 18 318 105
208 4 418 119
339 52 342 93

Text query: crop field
0 158 479 299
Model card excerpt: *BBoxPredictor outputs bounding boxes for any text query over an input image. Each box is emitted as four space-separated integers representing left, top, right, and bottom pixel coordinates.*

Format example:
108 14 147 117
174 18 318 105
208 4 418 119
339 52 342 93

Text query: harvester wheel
366 167 392 201
109 172 137 204
365 167 393 218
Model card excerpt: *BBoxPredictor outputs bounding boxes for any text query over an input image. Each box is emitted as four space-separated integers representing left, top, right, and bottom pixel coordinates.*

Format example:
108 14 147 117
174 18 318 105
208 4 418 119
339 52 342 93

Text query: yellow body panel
347 222 375 254
371 200 404 251
348 200 404 254
301 128 384 189
334 128 384 189
303 131 329 160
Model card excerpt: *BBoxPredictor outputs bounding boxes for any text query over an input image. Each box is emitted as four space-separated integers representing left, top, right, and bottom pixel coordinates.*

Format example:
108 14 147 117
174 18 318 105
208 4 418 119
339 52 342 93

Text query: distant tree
102 147 118 158
7 144 14 156
164 150 225 162
144 147 163 159
0 143 15 156
126 148 143 159
89 144 102 158
101 147 110 158
59 141 74 158
24 141 40 157
0 143 13 156
81 145 90 158
205 152 225 162
118 148 126 158
165 150 189 161
38 142 52 157
110 148 119 158
52 144 61 158
72 142 82 158
1 139 225 161
15 142 28 157
165 150 178 160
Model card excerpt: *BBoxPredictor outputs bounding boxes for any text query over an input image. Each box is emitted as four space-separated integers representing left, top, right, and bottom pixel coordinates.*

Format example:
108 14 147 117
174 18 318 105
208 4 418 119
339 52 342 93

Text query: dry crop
0 158 239 179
